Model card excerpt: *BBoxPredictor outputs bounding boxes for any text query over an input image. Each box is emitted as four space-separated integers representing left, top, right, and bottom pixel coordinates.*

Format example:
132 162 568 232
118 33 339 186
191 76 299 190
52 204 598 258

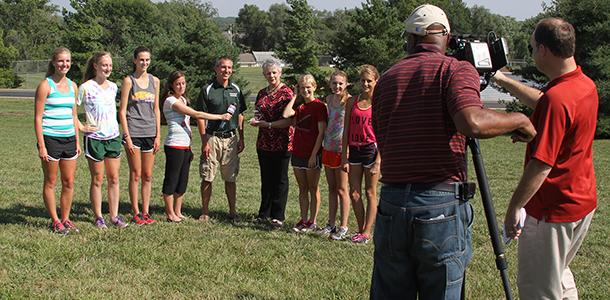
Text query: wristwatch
268 122 272 129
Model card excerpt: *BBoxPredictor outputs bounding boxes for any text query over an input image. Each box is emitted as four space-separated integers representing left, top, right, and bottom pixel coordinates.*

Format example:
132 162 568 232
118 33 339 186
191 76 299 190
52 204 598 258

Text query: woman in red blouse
248 59 294 227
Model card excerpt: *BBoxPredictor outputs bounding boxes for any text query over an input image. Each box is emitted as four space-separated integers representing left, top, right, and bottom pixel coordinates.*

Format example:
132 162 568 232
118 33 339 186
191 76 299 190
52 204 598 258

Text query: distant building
252 51 286 67
238 53 257 67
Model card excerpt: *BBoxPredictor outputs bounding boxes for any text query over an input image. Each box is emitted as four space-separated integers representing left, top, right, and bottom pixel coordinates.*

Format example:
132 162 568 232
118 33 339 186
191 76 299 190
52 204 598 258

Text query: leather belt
209 129 235 139
386 182 477 200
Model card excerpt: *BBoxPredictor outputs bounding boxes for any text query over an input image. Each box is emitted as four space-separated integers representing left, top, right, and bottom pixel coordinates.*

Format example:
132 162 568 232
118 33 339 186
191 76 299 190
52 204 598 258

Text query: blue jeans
370 184 474 300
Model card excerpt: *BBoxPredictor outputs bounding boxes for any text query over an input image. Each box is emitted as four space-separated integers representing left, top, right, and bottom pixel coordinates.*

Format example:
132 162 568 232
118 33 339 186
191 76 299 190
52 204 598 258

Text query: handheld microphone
218 104 236 131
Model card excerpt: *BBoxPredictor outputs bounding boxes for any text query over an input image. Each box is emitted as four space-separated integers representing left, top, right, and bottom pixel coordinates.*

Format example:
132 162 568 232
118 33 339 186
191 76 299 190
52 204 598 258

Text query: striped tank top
43 77 75 137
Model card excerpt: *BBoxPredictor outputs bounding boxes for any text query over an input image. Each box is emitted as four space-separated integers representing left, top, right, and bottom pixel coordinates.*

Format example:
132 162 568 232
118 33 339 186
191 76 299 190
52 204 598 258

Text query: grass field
0 98 607 299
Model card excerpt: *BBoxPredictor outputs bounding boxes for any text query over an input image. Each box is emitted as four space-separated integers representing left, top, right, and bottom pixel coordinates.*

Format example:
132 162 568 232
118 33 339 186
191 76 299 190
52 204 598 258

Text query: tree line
1 0 608 136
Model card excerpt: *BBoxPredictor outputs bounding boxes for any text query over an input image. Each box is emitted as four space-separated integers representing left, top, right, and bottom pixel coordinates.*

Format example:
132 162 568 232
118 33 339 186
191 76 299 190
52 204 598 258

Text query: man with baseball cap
370 4 536 299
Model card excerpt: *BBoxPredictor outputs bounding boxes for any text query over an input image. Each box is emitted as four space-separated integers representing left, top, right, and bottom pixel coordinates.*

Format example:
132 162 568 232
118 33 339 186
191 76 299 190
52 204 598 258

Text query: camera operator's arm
493 71 544 110
504 158 552 239
453 106 536 141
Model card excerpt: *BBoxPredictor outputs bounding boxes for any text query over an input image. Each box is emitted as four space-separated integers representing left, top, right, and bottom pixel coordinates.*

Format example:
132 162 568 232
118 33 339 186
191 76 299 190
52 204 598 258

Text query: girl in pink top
341 65 380 244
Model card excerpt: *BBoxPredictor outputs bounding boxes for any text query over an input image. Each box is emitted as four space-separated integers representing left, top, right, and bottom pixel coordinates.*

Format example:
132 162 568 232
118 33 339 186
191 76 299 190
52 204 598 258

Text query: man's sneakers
351 233 370 244
50 220 69 235
330 226 349 241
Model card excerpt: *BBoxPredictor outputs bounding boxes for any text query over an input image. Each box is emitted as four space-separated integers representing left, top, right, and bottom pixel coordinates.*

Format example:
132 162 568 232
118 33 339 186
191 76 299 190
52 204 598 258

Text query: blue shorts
348 143 377 168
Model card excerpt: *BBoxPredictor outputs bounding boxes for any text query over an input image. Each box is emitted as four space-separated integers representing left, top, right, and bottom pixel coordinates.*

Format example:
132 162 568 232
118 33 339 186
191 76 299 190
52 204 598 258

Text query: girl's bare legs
293 168 310 222
174 193 185 219
348 164 365 233
58 159 77 221
140 151 155 215
335 168 350 229
325 166 339 226
126 148 141 215
105 157 121 219
41 160 60 222
88 159 105 219
362 167 379 237
306 167 321 224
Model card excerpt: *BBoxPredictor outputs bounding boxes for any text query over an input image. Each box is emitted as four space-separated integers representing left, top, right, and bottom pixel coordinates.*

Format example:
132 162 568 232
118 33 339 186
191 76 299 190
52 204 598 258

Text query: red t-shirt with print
292 98 327 158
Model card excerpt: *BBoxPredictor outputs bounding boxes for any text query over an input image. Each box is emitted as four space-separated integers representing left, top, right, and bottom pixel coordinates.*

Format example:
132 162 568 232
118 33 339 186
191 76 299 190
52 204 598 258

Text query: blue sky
51 0 546 21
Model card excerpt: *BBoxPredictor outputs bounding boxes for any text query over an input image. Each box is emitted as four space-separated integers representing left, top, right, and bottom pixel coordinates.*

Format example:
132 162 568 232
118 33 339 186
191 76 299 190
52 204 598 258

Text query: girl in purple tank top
119 46 161 225
341 65 381 244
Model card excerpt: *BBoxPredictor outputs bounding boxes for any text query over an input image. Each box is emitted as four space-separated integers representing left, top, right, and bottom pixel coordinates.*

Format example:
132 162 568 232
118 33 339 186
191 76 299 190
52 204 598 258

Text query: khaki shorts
199 134 240 182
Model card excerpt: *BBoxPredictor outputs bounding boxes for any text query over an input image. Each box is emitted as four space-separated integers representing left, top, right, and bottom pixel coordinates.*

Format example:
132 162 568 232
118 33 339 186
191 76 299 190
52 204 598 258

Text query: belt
385 181 477 200
209 129 235 139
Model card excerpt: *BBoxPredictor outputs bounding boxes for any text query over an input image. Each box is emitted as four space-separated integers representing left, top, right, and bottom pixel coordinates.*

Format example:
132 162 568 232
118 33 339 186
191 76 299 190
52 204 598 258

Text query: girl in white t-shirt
161 71 230 222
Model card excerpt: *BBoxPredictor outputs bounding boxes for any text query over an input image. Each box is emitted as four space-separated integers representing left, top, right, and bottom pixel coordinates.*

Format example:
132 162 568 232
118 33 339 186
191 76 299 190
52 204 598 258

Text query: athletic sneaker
51 220 69 235
62 219 80 233
351 233 370 244
142 213 156 225
300 221 317 233
317 224 336 235
292 220 307 233
131 213 147 225
111 216 129 229
94 217 108 229
330 226 349 241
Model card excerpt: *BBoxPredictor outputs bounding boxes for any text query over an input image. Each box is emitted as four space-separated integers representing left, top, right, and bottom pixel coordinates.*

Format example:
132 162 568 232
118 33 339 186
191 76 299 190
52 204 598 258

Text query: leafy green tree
62 0 239 98
235 4 272 51
276 0 324 86
332 0 403 77
0 0 62 60
0 29 20 87
267 3 290 50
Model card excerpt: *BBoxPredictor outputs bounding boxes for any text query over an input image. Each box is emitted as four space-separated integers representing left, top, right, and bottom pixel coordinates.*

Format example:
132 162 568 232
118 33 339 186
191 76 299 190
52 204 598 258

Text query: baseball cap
404 4 451 36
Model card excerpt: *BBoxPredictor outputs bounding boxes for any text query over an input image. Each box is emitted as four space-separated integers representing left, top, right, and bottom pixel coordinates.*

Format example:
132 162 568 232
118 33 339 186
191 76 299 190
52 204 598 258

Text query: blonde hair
296 74 317 104
329 69 349 106
82 51 111 82
45 47 71 77
359 64 380 81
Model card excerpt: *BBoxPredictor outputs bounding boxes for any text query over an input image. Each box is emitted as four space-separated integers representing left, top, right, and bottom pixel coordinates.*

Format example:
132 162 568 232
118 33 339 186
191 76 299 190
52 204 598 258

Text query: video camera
448 32 509 90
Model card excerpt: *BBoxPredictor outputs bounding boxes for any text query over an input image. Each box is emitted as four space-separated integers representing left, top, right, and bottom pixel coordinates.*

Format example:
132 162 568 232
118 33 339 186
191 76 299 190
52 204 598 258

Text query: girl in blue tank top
119 46 161 225
34 47 81 234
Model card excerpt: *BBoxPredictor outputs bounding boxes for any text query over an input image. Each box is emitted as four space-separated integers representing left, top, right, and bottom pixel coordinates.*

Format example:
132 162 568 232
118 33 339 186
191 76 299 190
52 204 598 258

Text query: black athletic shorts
123 136 155 152
39 135 78 161
348 143 378 168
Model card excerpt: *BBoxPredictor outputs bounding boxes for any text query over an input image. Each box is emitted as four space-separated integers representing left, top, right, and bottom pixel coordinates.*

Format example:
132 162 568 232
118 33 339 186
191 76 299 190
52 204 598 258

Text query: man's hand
238 138 245 153
504 205 523 240
512 118 537 143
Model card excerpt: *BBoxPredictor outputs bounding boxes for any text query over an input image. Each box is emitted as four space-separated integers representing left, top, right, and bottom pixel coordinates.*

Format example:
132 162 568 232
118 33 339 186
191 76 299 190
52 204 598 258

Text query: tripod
467 138 513 300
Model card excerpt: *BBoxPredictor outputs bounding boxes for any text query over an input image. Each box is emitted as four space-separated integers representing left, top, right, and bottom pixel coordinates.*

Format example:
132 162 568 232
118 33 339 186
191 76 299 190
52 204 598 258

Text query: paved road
0 89 34 98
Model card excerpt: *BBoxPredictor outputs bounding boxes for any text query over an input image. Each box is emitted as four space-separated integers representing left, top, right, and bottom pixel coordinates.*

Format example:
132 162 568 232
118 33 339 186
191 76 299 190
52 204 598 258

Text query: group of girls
36 46 379 243
35 47 229 234
272 66 380 244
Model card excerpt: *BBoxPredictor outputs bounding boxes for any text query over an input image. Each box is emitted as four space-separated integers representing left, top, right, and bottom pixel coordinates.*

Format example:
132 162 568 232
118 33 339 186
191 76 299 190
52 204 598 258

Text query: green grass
0 98 608 299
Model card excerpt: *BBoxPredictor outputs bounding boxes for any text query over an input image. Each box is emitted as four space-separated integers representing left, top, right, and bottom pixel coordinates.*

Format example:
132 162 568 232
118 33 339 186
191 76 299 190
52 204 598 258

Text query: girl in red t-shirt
341 65 381 244
283 74 328 233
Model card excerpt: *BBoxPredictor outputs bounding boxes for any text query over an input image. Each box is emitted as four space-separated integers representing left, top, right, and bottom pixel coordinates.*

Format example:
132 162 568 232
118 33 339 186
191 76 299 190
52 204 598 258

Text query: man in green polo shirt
196 56 247 221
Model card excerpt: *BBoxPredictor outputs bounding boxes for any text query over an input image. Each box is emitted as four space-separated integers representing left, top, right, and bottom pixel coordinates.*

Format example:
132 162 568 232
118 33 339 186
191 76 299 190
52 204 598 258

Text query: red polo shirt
525 66 598 222
372 44 483 183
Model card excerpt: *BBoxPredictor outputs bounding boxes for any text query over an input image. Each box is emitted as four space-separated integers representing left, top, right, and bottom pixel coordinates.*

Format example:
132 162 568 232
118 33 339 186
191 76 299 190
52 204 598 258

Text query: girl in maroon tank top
341 65 381 244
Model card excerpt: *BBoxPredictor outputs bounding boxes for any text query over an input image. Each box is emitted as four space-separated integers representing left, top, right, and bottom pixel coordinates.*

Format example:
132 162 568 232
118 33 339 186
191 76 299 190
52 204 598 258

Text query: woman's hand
308 155 318 169
38 146 49 162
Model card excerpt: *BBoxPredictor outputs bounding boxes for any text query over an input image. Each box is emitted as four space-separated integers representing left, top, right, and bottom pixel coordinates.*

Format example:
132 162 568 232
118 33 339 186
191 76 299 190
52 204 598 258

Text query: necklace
266 83 283 95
